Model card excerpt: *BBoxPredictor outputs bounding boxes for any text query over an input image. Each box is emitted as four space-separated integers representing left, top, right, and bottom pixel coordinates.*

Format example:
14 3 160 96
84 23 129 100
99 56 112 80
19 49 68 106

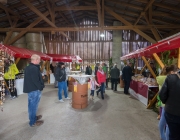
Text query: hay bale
25 33 43 43
8 32 26 44
13 43 26 48
27 42 43 52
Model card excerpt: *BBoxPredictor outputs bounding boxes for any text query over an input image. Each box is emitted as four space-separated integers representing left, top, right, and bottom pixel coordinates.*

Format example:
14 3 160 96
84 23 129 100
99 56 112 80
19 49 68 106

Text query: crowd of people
22 54 180 140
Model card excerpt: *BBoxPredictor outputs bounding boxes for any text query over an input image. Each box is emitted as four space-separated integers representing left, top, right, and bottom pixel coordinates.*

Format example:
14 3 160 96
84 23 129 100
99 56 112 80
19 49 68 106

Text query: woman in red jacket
96 65 106 100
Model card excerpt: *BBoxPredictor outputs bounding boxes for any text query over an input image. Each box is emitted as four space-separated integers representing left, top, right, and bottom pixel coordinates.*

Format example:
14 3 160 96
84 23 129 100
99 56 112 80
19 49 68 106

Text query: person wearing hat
54 62 70 102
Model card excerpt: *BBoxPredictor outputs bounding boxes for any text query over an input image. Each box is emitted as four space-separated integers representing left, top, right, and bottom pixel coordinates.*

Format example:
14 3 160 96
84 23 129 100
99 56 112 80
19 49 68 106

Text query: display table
129 80 158 106
68 74 92 109
15 78 24 95
50 73 55 84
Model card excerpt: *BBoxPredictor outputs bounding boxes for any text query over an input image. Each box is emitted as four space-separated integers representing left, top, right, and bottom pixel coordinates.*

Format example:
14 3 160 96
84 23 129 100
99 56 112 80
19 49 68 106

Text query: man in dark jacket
54 62 70 102
23 54 44 127
159 66 180 140
85 64 92 75
110 64 120 91
122 62 134 94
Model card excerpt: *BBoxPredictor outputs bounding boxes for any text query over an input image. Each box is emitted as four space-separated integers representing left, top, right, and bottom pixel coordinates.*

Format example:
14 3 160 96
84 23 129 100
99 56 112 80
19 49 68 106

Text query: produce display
132 74 158 86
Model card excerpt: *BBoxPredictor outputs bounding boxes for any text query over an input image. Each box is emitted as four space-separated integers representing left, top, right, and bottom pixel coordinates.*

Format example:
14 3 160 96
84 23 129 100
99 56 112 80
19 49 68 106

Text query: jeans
28 90 41 126
165 111 180 140
97 83 105 99
111 78 118 91
159 107 169 140
124 80 130 94
58 81 68 100
90 90 95 96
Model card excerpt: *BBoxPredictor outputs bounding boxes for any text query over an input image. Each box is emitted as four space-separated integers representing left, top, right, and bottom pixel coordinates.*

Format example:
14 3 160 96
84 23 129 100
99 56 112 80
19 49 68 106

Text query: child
89 76 100 100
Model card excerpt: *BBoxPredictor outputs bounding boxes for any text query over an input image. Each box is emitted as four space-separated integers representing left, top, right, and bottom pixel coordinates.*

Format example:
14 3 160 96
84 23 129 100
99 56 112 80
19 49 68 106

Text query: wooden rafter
144 14 161 41
55 6 97 11
20 0 71 40
96 0 102 27
5 9 12 27
46 0 55 34
1 24 180 32
134 0 155 25
58 12 70 24
0 3 30 24
107 0 143 11
104 6 156 43
6 11 50 45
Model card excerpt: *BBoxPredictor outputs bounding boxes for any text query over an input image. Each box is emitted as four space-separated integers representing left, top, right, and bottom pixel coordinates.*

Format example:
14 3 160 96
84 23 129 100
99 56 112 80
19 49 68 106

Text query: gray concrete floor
0 84 159 140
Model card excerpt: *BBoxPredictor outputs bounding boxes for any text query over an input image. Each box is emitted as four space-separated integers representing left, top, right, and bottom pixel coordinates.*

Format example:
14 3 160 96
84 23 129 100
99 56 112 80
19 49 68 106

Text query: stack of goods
132 74 158 86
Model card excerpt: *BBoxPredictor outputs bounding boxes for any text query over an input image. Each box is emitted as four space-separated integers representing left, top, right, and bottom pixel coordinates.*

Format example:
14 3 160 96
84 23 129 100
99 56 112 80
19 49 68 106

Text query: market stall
0 44 51 96
120 33 180 108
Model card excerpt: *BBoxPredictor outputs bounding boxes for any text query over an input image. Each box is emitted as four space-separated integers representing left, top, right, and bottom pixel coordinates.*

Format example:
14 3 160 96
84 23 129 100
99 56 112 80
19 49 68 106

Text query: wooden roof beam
2 24 180 32
96 0 102 27
144 14 161 41
106 0 143 11
20 0 71 40
104 6 156 43
55 6 97 11
134 0 155 25
6 11 50 45
46 0 55 34
0 3 30 24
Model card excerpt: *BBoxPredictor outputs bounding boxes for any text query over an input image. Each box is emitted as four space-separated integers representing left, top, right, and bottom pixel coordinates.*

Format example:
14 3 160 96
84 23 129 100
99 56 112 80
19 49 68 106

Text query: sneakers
65 97 71 100
12 96 16 99
59 99 64 102
31 120 44 127
36 115 42 121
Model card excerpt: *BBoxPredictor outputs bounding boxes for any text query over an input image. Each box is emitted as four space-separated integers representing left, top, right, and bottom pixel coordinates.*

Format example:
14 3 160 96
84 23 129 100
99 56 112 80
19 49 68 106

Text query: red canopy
0 44 51 61
121 34 180 60
47 54 82 62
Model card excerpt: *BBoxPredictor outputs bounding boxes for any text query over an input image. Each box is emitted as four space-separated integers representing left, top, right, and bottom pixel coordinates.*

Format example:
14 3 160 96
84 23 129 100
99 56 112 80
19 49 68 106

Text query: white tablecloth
68 74 93 84
15 78 24 95
50 73 55 84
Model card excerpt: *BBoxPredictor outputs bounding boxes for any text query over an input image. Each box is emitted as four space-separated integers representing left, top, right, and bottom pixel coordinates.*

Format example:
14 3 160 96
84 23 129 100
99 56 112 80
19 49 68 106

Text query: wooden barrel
120 75 124 88
72 83 88 109
68 77 75 92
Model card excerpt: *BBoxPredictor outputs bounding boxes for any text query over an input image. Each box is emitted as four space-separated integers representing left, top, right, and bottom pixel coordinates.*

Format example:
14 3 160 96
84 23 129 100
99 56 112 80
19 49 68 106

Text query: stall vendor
4 59 19 99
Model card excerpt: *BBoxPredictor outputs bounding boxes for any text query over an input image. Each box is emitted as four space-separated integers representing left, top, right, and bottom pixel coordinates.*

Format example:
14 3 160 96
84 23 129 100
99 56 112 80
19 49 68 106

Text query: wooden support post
178 48 180 69
140 59 150 74
15 58 21 65
46 61 50 84
142 56 156 79
135 58 138 74
153 53 165 69
147 92 158 109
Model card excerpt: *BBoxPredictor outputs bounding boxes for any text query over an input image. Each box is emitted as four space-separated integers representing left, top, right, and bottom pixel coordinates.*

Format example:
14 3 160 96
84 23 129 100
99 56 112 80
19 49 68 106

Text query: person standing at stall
122 62 134 94
159 65 180 140
85 64 92 75
110 64 120 91
54 62 70 102
23 54 44 127
4 59 19 99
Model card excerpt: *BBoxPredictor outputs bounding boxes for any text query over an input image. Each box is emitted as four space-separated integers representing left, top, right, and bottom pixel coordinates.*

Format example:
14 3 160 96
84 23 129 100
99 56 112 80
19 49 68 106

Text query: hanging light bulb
100 33 105 37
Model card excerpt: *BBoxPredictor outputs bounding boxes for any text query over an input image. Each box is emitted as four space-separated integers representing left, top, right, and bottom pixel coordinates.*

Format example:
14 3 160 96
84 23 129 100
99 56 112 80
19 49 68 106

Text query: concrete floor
0 84 159 140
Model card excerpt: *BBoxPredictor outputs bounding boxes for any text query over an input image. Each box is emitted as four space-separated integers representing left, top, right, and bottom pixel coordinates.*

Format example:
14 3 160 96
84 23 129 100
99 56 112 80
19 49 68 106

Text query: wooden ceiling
0 0 180 44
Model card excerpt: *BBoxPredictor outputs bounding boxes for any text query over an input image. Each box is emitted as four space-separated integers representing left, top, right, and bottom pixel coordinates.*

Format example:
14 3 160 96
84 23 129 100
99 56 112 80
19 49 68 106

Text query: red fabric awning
121 34 180 60
0 44 51 61
47 54 82 62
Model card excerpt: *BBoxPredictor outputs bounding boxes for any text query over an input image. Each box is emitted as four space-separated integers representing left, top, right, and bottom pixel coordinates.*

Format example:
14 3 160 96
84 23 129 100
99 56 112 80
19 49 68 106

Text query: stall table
129 80 158 106
68 74 92 109
15 78 24 95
